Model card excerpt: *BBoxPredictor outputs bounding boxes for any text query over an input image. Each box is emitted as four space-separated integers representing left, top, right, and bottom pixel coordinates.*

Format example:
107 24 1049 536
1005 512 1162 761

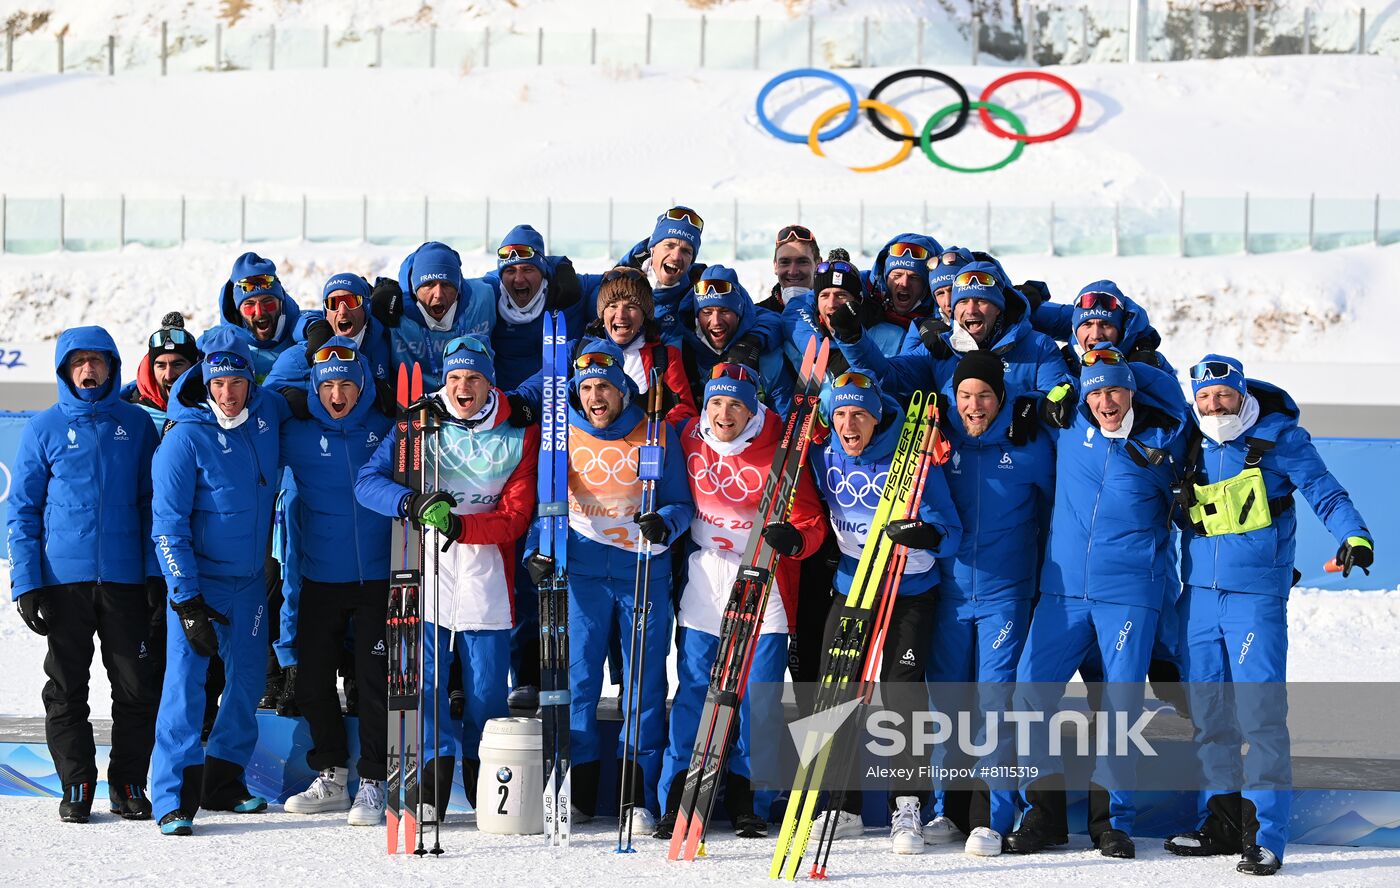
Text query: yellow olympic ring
807 99 914 173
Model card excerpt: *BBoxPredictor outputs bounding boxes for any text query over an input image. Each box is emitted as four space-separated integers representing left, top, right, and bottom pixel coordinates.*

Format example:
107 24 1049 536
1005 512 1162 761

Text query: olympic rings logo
687 452 765 503
756 67 1082 174
571 444 639 486
824 465 888 509
432 431 514 477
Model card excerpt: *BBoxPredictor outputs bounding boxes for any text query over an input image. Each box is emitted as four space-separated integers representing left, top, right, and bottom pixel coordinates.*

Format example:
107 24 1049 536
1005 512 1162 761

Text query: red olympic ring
976 71 1083 144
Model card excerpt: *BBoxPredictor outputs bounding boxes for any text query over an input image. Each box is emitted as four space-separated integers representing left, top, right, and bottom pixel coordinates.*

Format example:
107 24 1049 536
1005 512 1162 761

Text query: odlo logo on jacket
1115 620 1134 651
991 620 1015 650
1238 631 1255 665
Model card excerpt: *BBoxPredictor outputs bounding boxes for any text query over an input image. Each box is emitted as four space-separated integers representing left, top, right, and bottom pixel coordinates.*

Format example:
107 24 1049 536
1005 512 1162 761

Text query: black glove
280 386 312 420
526 552 556 587
1039 383 1076 430
724 334 763 371
302 318 334 363
1017 280 1051 312
506 392 539 428
1007 394 1040 445
172 595 230 658
825 348 851 377
276 665 300 717
687 262 709 286
405 491 462 541
370 276 404 328
1336 537 1374 579
1125 345 1165 369
916 317 954 360
15 590 49 636
761 522 804 558
827 301 864 345
373 378 396 416
884 519 943 551
146 576 167 634
634 511 670 545
550 258 582 309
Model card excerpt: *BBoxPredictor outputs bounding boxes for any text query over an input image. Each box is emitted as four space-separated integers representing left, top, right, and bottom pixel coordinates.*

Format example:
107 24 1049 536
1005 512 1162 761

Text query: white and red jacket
678 407 825 635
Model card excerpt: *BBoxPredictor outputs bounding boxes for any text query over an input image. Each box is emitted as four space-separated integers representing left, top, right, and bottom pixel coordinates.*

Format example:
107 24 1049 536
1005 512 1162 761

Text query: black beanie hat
812 248 864 301
952 350 1005 403
147 311 200 365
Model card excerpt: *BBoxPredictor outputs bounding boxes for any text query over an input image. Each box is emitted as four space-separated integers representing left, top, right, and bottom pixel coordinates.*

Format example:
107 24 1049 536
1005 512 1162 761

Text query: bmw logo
496 766 513 783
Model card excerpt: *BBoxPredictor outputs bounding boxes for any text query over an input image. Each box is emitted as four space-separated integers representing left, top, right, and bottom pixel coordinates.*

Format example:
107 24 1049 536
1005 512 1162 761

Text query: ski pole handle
1323 559 1343 573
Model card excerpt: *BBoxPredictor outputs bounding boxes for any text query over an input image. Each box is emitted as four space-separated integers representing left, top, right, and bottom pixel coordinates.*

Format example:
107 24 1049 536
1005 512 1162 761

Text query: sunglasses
833 371 876 390
775 224 815 245
955 270 998 289
662 206 704 230
1082 349 1125 367
938 250 966 266
239 296 280 317
325 292 364 312
1076 291 1123 312
575 352 617 370
602 267 645 283
887 242 930 260
815 260 857 276
694 279 734 297
497 244 537 261
710 362 755 383
444 335 490 358
205 351 250 370
149 328 193 349
235 274 278 294
312 345 357 364
1190 360 1241 382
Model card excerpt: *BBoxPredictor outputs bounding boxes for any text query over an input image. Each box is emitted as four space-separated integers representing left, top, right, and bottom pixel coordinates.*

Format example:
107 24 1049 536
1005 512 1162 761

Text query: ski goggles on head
1082 348 1125 367
694 279 735 297
775 224 815 245
234 274 278 294
887 241 930 260
602 267 645 283
574 352 617 370
1190 360 1243 383
661 206 704 230
205 351 250 371
954 270 998 289
148 328 193 349
937 250 966 266
444 336 490 359
1076 291 1123 311
496 244 537 261
710 362 756 383
238 295 280 317
815 260 858 276
324 291 364 312
833 371 876 390
312 345 357 364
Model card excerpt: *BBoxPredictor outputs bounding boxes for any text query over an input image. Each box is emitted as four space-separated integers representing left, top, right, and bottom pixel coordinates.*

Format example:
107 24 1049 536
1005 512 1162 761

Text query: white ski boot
283 767 351 814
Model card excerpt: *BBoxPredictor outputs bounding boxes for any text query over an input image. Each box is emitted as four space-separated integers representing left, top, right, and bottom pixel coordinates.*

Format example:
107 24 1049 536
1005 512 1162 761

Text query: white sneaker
890 796 925 854
965 826 1004 856
924 814 962 845
625 806 656 835
348 779 385 826
811 808 864 840
283 767 351 814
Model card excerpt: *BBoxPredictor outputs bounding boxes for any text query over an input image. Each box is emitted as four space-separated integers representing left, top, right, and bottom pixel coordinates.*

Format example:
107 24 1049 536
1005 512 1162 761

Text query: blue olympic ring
755 68 860 145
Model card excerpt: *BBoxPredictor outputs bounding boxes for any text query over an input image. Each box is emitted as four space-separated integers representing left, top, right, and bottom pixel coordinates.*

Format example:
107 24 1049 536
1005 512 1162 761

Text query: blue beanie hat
322 272 372 305
828 368 883 422
443 335 497 386
928 246 974 292
648 205 703 256
949 260 1008 312
881 233 942 280
703 365 760 416
230 252 284 302
1071 280 1128 341
311 336 366 391
569 338 630 400
198 327 256 384
497 224 549 277
694 265 749 317
409 241 464 294
1080 346 1137 395
1190 353 1247 398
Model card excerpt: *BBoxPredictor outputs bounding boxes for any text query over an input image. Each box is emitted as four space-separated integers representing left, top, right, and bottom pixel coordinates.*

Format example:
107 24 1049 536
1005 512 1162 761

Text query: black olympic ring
865 68 971 145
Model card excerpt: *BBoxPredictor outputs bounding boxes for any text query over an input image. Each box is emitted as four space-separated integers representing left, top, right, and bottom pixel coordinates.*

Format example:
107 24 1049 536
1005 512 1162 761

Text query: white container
475 717 543 835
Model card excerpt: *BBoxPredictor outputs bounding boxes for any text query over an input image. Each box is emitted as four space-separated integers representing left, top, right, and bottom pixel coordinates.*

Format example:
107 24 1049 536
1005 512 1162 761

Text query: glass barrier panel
1314 8 1358 54
1117 204 1178 256
125 198 183 248
867 19 918 68
327 29 376 68
380 29 433 68
810 17 864 69
275 28 325 69
244 198 301 243
1182 195 1245 256
757 17 809 70
367 198 426 246
1378 199 1400 246
549 200 611 260
736 202 803 262
4 198 62 254
540 29 592 66
594 29 646 69
63 198 121 251
184 198 241 244
989 204 1051 256
791 203 861 258
1051 205 1115 256
702 18 756 69
222 25 273 71
1247 197 1309 253
1313 197 1375 251
305 198 363 243
649 18 703 67
425 198 487 253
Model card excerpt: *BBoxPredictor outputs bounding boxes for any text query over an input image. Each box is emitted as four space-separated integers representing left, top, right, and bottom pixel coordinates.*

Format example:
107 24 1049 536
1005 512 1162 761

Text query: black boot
654 771 690 839
1005 780 1068 854
1097 828 1137 859
59 782 96 823
108 782 153 820
159 810 194 836
1166 792 1245 856
201 756 267 813
1237 844 1282 876
462 758 480 811
257 667 283 710
617 758 648 813
725 770 766 837
405 756 456 823
570 761 601 821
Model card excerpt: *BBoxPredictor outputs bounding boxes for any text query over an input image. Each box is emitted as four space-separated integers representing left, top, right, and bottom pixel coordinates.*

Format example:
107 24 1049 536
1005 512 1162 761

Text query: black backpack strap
1059 343 1080 375
160 418 177 438
1243 437 1274 468
652 340 668 378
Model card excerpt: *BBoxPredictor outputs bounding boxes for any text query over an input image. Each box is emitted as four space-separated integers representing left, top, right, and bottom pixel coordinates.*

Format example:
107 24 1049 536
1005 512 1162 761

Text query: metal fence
2 192 1397 260
1 3 1395 75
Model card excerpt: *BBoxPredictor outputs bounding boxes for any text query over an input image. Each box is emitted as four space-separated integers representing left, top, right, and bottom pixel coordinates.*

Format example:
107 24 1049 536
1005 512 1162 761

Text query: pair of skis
618 372 667 852
667 337 832 862
769 391 946 880
538 311 572 847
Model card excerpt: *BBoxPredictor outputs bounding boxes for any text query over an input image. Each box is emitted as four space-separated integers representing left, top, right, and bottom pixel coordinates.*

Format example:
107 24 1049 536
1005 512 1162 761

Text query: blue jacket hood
217 261 300 351
165 363 265 426
872 233 942 301
54 325 123 410
1081 360 1188 449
